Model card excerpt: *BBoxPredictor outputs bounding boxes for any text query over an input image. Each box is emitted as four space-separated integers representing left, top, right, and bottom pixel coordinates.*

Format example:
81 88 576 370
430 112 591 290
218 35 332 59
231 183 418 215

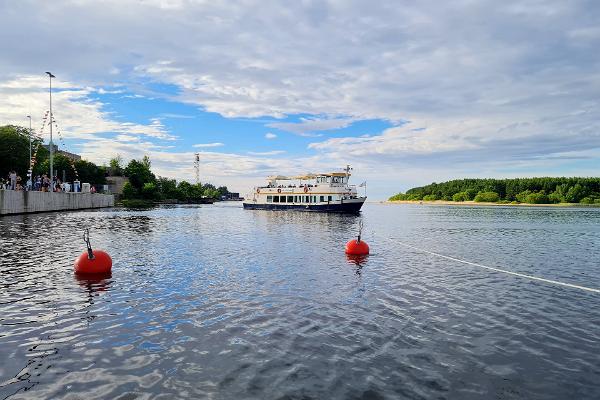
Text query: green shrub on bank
406 193 423 201
389 193 407 201
474 191 500 202
580 196 600 205
452 192 469 202
516 190 550 204
422 194 437 201
121 199 155 208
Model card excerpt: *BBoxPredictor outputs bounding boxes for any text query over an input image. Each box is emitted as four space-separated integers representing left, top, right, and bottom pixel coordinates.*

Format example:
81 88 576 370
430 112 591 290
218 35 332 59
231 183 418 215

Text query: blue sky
1 1 599 199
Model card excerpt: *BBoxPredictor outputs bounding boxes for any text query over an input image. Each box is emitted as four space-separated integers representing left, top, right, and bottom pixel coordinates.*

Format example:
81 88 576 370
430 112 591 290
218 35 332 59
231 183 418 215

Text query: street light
26 115 32 189
45 71 55 190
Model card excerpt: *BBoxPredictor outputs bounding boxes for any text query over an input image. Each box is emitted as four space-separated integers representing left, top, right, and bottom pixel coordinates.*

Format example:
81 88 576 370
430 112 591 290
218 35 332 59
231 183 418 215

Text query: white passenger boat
243 165 366 213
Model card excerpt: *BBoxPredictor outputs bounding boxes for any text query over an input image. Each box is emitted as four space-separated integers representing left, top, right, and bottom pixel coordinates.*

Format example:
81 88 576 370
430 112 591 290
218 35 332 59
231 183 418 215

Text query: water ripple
1 203 599 399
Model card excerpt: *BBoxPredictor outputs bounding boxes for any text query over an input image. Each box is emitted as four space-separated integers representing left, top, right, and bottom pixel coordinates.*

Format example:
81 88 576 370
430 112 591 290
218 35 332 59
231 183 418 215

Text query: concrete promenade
0 190 114 215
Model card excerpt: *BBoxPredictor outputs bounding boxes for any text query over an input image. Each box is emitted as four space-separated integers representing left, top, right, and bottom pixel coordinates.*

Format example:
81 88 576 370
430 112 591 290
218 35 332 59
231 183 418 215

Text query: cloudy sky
1 0 599 199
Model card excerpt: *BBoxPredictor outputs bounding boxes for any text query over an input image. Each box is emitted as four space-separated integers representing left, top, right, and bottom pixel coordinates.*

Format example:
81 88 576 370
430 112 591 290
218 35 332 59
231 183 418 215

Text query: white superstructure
243 165 366 213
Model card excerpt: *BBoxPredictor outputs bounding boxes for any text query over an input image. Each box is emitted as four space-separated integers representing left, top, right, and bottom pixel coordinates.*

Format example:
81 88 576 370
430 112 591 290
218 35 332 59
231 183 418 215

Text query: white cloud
267 117 354 136
264 132 277 139
193 142 224 148
0 75 176 141
247 150 286 156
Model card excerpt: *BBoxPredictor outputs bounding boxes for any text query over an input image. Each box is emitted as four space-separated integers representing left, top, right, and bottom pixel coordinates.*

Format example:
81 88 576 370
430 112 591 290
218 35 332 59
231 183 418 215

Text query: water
1 203 599 399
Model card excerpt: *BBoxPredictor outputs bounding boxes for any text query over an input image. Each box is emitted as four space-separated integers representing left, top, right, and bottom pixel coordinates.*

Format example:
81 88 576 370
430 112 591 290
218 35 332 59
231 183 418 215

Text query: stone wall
0 190 114 215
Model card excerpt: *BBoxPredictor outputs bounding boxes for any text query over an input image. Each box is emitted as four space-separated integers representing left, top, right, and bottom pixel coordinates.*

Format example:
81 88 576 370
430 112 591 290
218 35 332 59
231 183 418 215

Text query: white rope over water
384 237 600 294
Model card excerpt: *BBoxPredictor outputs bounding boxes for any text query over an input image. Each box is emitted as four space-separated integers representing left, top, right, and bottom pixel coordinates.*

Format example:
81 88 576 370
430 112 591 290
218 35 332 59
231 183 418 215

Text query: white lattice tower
194 153 200 184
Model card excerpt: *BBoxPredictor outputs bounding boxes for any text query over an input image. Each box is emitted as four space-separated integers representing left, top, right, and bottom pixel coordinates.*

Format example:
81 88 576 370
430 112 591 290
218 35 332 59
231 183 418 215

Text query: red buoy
74 250 112 275
74 228 112 276
345 220 370 256
345 239 370 255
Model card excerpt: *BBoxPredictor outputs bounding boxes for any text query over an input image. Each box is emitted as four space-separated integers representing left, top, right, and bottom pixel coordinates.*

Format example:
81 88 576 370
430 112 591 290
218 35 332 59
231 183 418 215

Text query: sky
1 0 599 199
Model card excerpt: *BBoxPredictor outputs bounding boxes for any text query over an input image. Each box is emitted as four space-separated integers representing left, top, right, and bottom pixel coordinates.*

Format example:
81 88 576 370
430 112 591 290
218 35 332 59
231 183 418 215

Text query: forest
389 177 600 204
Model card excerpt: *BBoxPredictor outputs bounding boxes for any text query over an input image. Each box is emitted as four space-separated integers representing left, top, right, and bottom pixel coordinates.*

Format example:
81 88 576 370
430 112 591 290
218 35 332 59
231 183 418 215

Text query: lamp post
27 115 32 187
45 71 55 191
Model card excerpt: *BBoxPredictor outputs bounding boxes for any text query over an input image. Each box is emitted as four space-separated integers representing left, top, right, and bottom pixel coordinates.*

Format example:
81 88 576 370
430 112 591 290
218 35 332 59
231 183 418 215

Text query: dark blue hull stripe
243 202 364 213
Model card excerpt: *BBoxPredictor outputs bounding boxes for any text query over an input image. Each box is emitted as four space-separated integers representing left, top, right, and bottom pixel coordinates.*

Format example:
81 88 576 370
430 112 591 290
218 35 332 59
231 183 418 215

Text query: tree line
1 124 230 202
389 177 600 205
0 125 106 184
112 155 229 202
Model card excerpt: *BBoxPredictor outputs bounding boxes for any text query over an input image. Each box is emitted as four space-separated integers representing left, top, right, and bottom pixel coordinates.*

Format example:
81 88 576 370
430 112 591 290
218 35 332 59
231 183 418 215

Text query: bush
406 193 422 201
121 199 154 208
388 193 407 201
422 194 437 201
548 191 563 204
517 190 549 204
526 191 549 204
452 192 469 202
565 184 588 203
474 191 500 202
515 190 532 203
465 188 478 201
122 181 137 199
580 196 600 205
141 182 160 200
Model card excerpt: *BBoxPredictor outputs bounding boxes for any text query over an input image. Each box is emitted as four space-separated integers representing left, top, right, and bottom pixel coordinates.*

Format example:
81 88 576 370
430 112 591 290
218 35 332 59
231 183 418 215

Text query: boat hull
243 198 365 213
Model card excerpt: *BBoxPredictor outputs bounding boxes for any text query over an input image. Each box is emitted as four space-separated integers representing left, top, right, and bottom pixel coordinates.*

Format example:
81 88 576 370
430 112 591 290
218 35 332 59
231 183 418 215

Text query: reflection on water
1 203 599 399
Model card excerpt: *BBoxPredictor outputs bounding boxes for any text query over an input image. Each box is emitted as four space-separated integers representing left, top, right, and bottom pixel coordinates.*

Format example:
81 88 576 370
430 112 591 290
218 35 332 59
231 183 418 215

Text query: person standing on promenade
42 174 49 192
9 170 17 190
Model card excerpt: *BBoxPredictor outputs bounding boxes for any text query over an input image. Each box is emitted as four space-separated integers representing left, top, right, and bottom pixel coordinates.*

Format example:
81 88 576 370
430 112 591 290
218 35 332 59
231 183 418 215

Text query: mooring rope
383 236 600 294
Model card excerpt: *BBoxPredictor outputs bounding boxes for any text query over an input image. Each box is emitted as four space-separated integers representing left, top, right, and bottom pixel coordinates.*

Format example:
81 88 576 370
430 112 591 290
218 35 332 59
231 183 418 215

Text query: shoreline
383 200 598 208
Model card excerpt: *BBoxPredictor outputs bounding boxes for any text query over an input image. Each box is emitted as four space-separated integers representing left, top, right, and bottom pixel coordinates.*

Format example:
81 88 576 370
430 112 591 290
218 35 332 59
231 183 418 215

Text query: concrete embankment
0 190 114 215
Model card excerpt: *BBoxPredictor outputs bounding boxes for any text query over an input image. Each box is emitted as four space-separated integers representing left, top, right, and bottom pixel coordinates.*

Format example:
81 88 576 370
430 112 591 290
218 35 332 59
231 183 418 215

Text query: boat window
280 196 286 203
328 196 332 201
320 196 324 202
267 196 273 203
287 196 293 203
312 196 316 202
273 196 279 203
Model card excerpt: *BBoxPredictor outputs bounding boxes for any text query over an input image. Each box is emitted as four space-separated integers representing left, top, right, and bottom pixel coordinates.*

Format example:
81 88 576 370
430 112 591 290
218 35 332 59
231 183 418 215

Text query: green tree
75 159 106 184
124 158 156 190
156 176 179 199
0 125 43 179
109 155 124 176
141 182 160 200
36 154 76 181
564 184 588 203
122 182 137 199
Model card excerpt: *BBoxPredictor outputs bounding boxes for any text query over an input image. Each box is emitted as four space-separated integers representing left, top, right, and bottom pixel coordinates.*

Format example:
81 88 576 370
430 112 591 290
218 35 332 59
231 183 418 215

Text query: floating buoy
345 239 370 255
74 229 112 275
345 220 370 256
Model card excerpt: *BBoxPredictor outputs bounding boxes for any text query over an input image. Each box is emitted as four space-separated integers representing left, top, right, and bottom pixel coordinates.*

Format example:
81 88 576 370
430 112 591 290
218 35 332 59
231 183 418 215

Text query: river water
0 203 599 399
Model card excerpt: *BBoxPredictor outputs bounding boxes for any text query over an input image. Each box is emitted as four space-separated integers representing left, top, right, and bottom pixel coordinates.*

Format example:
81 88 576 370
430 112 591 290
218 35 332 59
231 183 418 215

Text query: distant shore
384 200 598 207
